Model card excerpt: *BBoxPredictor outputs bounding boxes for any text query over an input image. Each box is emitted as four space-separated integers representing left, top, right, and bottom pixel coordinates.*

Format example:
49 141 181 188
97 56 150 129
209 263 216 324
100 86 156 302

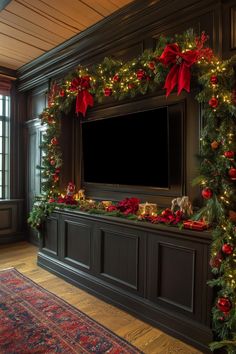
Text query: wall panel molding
0 199 24 243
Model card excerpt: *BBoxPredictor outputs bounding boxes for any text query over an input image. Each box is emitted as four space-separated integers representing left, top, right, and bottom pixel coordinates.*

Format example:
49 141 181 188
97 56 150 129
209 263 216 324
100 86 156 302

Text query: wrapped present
183 220 209 231
101 200 112 209
138 202 157 216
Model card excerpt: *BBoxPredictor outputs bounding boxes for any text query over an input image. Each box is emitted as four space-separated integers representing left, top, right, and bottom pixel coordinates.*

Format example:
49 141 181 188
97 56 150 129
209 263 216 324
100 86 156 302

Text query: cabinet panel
60 215 93 272
157 243 195 312
64 219 91 270
101 230 138 289
42 214 59 257
95 223 146 295
147 232 206 323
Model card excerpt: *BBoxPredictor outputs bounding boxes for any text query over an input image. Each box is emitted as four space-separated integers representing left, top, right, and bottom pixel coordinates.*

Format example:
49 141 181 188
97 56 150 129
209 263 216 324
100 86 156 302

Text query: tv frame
78 93 197 207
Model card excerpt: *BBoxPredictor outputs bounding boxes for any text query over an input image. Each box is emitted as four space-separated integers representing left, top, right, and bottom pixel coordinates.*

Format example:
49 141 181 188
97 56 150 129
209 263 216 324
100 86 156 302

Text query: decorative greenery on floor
28 29 236 353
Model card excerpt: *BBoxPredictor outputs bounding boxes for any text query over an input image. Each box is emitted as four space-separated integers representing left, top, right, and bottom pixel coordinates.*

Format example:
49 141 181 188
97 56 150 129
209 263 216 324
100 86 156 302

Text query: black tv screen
82 107 171 188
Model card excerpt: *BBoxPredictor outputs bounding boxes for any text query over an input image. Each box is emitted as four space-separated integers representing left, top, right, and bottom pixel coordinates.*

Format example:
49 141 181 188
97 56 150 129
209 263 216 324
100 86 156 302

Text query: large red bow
159 43 198 96
70 76 94 116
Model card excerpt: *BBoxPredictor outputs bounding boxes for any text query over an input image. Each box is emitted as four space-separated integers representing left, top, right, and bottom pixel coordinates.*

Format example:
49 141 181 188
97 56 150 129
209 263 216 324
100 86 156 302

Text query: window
0 95 10 199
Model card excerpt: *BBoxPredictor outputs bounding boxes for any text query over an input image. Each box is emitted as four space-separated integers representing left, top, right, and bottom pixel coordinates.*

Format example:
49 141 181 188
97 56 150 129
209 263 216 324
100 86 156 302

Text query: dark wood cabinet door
41 213 59 258
60 214 94 273
147 232 210 324
94 222 146 296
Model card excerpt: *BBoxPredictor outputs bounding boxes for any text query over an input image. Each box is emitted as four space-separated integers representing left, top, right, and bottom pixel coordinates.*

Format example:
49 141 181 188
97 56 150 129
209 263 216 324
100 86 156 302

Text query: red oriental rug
0 268 142 354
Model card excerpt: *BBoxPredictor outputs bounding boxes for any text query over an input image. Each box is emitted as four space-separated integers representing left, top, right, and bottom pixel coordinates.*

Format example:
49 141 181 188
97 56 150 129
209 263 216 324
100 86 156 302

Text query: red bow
70 76 94 116
159 44 198 96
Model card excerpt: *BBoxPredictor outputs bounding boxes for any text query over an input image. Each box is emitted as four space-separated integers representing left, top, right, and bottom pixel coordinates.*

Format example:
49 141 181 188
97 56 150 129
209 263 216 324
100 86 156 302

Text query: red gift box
183 220 209 231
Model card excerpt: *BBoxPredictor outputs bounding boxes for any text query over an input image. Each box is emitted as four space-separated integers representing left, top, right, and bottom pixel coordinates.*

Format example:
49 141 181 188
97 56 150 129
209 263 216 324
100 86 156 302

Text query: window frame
0 94 10 199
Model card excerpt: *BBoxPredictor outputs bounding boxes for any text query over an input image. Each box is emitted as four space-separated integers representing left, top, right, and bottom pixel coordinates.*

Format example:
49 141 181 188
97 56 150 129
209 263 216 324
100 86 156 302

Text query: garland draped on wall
28 29 236 353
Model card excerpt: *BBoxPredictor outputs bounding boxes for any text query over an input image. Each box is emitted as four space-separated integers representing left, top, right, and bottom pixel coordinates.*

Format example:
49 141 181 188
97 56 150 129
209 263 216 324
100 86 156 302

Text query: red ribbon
70 76 94 116
48 82 59 107
159 43 198 96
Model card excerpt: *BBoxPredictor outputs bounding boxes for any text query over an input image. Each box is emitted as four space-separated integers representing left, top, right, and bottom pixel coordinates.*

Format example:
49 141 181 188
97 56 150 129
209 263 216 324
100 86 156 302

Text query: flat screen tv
82 104 183 191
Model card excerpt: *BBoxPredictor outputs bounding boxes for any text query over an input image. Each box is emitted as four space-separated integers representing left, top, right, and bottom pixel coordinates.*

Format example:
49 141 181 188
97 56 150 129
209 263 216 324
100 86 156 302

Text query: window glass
5 155 8 170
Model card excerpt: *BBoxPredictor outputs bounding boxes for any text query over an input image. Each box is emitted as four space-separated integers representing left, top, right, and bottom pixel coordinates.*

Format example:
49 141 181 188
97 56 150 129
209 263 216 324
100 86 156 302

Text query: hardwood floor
0 241 203 354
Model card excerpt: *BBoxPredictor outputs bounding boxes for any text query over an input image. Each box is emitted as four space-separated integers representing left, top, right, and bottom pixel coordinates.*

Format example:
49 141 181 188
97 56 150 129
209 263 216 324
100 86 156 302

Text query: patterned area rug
0 268 142 353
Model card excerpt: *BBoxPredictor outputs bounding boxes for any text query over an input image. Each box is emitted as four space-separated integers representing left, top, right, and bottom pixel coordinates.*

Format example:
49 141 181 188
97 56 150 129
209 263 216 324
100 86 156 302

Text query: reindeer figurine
171 196 193 216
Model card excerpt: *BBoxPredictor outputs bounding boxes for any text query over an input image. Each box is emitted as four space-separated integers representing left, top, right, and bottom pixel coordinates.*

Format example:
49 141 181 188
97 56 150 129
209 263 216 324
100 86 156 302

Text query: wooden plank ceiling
0 0 134 70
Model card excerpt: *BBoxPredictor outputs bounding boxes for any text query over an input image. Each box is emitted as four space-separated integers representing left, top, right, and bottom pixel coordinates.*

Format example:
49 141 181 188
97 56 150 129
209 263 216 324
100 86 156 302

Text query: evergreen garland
28 29 236 352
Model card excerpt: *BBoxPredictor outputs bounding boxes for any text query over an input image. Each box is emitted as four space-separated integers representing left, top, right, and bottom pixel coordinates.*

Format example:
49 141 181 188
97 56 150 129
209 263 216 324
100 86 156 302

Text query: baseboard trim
0 232 26 244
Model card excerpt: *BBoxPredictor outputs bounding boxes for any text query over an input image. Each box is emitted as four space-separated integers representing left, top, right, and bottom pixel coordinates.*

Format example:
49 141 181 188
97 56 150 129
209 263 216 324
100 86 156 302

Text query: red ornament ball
50 159 55 166
217 297 232 314
210 75 218 85
222 243 234 255
201 187 213 199
228 167 236 180
59 89 65 97
51 137 58 145
209 253 222 269
175 210 183 217
224 151 235 159
104 88 112 97
148 61 155 70
136 69 146 80
218 316 225 322
113 74 120 82
209 97 219 108
128 83 135 89
53 175 59 183
161 208 172 217
47 117 54 124
55 168 61 174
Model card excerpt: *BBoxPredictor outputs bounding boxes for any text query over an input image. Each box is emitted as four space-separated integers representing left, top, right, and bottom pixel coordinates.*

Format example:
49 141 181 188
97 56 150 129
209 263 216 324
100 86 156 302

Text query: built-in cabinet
38 209 213 353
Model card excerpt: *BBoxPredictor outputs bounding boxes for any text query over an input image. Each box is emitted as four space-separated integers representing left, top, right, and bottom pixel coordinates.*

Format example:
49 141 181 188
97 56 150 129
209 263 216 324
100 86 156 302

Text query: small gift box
138 202 157 216
183 220 209 231
101 200 112 209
